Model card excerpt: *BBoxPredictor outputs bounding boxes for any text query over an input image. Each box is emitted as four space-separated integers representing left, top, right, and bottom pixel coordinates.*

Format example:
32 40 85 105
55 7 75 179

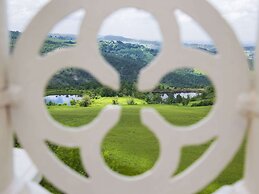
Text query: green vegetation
79 95 92 107
70 99 77 106
10 31 212 90
10 31 245 193
191 99 214 107
41 101 244 194
93 97 146 106
46 41 212 89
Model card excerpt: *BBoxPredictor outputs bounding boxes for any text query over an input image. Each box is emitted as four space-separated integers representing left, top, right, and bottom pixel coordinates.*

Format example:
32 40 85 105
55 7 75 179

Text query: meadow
42 102 245 194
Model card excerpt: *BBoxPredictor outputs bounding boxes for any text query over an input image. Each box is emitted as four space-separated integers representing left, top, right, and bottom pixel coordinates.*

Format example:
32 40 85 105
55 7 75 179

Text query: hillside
49 39 211 89
10 31 252 89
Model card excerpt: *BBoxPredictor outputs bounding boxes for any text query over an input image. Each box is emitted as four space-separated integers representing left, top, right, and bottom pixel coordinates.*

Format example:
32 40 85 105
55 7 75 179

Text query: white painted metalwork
0 0 14 192
0 0 258 193
243 24 259 194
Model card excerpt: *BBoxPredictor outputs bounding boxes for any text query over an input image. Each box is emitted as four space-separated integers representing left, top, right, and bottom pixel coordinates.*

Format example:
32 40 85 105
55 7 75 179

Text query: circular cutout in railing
99 68 215 176
45 67 161 177
175 10 218 55
44 67 111 127
151 68 216 127
97 7 163 81
96 8 164 176
44 67 122 187
101 107 160 176
39 10 85 56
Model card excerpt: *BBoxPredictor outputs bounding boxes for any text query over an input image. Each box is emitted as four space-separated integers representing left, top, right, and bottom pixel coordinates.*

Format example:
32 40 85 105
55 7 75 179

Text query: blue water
44 95 82 106
161 92 200 100
173 92 199 99
45 93 199 106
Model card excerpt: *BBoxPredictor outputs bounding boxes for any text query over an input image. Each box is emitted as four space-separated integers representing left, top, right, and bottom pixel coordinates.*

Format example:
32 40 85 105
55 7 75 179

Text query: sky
7 0 259 44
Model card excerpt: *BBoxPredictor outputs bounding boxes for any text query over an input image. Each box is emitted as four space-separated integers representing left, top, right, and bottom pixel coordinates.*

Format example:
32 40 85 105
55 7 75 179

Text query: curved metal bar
0 0 13 192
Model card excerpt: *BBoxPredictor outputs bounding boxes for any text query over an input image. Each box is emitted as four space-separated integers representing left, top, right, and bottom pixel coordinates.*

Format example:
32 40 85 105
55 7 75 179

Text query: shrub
182 99 190 106
70 99 77 106
95 95 101 100
191 99 214 107
79 95 92 107
127 98 136 105
46 101 56 106
112 97 119 105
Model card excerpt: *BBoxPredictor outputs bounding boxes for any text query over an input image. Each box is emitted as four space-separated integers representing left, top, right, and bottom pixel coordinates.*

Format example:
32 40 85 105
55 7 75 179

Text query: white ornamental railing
0 0 259 194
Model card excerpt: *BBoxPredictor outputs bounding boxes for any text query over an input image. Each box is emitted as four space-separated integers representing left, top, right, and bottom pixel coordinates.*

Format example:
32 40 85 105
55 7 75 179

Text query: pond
44 95 82 106
173 92 200 99
45 92 201 106
161 92 200 101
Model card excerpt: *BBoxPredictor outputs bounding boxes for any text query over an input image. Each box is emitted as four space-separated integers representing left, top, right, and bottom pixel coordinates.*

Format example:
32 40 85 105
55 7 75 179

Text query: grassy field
92 97 147 106
42 103 245 194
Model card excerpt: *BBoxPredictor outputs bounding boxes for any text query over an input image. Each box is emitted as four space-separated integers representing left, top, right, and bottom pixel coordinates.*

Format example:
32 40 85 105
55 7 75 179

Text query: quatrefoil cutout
10 0 250 194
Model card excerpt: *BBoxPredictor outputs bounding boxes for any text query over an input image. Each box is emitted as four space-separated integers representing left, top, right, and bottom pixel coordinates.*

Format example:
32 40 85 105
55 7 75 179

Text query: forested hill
11 31 253 89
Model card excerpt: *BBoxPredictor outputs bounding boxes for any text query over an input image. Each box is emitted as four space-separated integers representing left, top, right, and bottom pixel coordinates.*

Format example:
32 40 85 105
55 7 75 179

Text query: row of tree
64 86 214 107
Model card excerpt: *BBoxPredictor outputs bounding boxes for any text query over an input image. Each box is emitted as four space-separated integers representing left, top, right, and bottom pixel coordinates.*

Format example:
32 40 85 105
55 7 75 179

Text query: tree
79 95 92 107
70 99 77 106
175 94 183 103
153 94 162 104
46 101 56 106
166 96 175 104
100 87 117 97
145 93 154 104
84 90 95 98
182 98 190 106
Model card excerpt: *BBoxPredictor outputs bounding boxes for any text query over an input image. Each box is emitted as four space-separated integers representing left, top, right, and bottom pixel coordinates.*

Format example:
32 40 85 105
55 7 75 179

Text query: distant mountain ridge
98 35 161 49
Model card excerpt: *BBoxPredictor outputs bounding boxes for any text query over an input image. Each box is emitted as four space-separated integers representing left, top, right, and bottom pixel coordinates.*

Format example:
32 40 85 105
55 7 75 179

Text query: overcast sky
7 0 259 44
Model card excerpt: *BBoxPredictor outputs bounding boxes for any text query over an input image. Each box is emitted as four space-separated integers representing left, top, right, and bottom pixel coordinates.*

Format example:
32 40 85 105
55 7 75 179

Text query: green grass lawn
92 97 147 106
42 103 245 194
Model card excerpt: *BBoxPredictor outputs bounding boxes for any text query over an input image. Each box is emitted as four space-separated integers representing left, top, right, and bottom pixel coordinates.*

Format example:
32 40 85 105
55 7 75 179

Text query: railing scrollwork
0 0 259 194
